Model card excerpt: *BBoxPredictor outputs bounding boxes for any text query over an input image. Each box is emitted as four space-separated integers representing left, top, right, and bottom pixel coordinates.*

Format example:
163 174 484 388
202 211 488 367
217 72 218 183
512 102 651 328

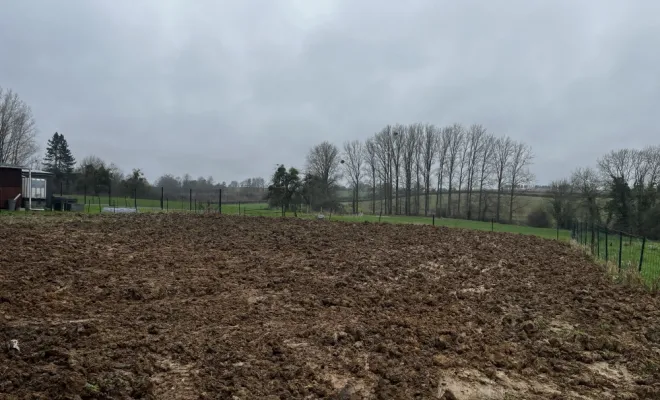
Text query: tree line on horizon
269 125 660 239
3 85 660 237
268 123 535 223
1 87 269 203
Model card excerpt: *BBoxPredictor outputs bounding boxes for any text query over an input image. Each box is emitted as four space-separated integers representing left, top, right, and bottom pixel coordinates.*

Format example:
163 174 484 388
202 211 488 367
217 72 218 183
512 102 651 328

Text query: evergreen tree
267 165 302 213
43 132 76 186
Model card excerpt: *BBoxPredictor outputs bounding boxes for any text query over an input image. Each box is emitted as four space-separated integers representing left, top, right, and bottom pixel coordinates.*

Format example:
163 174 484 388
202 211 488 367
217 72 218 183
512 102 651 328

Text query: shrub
527 208 551 228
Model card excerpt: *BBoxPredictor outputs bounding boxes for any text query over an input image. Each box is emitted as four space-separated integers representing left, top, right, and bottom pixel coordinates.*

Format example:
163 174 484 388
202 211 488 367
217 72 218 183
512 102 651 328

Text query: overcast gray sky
2 0 658 184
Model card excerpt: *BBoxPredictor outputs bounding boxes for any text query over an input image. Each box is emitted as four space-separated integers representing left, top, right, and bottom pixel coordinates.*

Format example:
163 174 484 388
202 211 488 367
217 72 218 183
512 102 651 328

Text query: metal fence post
572 221 576 240
109 183 112 208
605 229 609 263
618 231 623 272
218 188 222 214
556 223 559 240
578 221 581 243
591 222 596 254
639 237 646 273
189 189 192 211
160 187 164 210
166 197 169 212
584 222 588 246
134 188 137 211
432 214 435 226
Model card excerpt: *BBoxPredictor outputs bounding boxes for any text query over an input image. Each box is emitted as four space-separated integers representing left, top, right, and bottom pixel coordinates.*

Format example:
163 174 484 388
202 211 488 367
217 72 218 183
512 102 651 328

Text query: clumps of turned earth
1 213 659 399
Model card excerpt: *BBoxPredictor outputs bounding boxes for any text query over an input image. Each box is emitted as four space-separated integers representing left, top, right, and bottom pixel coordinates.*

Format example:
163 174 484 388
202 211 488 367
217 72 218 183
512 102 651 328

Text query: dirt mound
1 214 660 399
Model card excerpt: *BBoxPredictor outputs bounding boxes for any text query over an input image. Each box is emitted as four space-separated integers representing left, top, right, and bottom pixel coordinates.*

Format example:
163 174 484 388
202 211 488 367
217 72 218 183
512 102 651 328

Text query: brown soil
1 214 660 399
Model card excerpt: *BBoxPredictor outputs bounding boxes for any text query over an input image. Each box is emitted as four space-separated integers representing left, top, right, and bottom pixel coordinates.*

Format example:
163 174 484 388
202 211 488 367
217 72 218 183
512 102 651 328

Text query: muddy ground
1 214 660 399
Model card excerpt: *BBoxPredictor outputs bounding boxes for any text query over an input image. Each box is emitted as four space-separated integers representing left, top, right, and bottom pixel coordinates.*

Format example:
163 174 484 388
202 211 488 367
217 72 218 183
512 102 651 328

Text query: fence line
571 221 659 284
19 185 660 284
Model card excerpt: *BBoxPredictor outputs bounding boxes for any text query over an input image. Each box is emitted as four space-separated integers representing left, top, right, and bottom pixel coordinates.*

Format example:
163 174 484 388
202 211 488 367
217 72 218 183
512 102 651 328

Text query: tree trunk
508 186 515 223
372 171 376 214
496 183 502 223
424 175 430 216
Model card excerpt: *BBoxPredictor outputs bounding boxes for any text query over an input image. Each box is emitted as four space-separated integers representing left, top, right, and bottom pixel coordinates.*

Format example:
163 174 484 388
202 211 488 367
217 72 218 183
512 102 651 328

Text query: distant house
502 183 533 191
0 164 54 210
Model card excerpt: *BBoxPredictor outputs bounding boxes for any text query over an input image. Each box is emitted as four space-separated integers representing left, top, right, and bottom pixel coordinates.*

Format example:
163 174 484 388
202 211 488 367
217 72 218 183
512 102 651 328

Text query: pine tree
43 132 76 186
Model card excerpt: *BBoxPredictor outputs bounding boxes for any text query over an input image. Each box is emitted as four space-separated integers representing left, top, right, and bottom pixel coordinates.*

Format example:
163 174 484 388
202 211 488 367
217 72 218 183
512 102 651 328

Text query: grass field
584 231 660 285
69 195 255 214
239 204 571 240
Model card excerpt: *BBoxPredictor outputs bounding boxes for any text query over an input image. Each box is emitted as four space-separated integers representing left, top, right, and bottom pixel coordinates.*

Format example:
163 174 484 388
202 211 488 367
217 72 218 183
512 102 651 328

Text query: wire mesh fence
48 184 270 214
13 181 660 285
572 221 659 285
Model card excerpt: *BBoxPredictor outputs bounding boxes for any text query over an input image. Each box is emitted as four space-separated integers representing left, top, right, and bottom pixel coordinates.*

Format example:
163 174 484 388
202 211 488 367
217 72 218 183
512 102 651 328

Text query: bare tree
435 128 450 214
363 138 378 214
306 141 342 187
476 134 496 220
306 141 342 208
455 129 472 218
414 126 424 215
507 141 534 223
643 145 660 187
79 155 107 170
445 124 464 217
0 87 39 166
493 136 514 222
571 167 602 224
465 124 486 220
374 127 394 214
420 124 437 216
597 148 635 183
342 140 364 214
401 125 416 215
391 124 405 215
547 179 575 229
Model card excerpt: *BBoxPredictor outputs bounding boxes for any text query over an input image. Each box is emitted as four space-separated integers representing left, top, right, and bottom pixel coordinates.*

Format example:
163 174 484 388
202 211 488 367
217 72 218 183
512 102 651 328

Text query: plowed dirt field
2 214 660 399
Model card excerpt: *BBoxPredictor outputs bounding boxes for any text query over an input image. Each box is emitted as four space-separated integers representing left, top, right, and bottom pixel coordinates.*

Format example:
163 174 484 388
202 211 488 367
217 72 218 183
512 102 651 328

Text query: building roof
0 164 22 170
21 168 53 175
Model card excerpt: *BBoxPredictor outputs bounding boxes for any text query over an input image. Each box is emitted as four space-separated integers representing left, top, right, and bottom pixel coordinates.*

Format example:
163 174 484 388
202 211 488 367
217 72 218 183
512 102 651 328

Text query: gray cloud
2 0 659 183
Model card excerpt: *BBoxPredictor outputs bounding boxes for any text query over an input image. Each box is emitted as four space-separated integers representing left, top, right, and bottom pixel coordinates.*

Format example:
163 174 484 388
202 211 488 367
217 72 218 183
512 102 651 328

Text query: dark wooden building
0 165 22 210
0 165 54 210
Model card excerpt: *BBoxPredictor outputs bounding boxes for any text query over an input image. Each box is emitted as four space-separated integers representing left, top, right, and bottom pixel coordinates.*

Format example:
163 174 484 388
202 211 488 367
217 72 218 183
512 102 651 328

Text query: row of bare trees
338 123 534 222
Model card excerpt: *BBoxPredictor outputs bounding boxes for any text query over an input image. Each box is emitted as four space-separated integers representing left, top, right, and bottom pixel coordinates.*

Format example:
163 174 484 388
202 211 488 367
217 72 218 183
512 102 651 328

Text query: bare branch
306 141 342 187
0 86 39 165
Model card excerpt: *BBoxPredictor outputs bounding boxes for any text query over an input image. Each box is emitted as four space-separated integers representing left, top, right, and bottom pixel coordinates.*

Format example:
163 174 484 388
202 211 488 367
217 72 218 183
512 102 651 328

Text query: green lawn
581 231 660 285
69 195 262 214
239 205 571 241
